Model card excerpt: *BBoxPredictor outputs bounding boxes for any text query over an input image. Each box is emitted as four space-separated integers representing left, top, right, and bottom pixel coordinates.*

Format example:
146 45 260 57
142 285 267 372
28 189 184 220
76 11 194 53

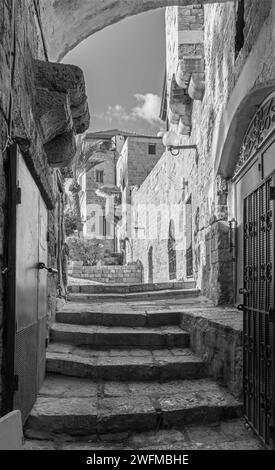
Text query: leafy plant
67 236 103 266
64 209 79 237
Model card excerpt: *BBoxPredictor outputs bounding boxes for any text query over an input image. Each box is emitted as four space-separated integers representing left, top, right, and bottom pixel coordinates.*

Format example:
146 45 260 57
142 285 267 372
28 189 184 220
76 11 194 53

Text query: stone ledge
180 308 243 398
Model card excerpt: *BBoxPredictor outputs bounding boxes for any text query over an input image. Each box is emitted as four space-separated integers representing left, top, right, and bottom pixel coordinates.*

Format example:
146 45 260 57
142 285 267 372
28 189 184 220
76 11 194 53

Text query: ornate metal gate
243 173 275 449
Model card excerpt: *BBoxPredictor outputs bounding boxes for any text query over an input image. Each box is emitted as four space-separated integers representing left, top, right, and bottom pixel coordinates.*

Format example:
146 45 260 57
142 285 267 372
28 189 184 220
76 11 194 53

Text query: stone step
46 345 207 381
56 306 181 327
50 324 190 349
68 288 200 303
25 376 242 437
68 281 196 295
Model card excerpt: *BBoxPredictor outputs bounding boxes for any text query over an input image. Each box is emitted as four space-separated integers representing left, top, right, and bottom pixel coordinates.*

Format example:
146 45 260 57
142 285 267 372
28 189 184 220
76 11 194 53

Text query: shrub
66 236 103 266
64 209 79 237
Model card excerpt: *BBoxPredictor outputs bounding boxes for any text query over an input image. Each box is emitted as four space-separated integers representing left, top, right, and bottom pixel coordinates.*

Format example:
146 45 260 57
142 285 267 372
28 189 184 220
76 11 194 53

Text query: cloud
106 104 131 122
94 93 164 129
132 93 163 125
94 105 131 123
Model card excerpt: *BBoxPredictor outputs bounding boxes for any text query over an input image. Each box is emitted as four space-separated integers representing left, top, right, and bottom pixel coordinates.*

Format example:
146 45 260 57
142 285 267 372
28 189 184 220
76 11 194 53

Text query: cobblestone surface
24 375 242 438
59 297 242 331
24 419 264 450
69 277 103 286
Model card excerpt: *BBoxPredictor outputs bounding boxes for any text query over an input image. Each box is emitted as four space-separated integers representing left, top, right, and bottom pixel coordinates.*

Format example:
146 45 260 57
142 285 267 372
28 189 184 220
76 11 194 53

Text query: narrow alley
0 0 275 457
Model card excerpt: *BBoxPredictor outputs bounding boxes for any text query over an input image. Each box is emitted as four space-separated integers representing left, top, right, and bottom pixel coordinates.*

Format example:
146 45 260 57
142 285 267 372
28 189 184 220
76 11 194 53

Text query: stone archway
215 79 275 178
40 0 229 61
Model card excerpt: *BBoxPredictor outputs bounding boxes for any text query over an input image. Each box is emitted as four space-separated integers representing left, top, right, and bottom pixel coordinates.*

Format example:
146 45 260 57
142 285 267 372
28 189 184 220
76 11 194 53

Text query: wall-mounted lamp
167 144 198 157
160 130 198 160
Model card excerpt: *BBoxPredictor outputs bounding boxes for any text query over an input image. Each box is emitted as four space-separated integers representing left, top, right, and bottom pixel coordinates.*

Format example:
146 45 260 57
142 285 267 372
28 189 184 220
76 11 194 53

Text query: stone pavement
24 283 261 450
69 277 103 286
24 419 264 450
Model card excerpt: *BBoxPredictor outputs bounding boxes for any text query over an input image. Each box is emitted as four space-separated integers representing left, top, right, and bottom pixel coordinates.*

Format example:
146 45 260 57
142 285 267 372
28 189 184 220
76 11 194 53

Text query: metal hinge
270 187 275 201
13 375 19 391
16 187 21 204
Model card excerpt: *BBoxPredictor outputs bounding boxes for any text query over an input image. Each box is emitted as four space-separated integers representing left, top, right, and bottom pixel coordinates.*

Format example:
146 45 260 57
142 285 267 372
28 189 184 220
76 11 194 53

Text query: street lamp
160 130 198 158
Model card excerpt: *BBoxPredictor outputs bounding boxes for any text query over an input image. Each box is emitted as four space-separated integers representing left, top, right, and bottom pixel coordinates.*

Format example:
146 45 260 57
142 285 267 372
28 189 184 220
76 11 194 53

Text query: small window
235 0 245 59
96 170 104 183
148 144 156 155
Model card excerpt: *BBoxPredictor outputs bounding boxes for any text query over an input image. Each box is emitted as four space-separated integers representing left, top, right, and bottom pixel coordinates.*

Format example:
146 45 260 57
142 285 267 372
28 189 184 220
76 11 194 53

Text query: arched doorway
233 91 275 449
168 220 177 280
148 246 153 283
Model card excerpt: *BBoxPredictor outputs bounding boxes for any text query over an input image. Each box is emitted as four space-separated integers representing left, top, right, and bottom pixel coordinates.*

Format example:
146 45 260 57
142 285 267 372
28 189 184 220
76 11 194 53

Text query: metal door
7 147 48 423
242 172 275 449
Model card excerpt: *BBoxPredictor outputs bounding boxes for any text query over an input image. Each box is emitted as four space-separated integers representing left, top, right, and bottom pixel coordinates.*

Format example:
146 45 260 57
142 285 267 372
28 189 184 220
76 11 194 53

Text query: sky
63 8 166 136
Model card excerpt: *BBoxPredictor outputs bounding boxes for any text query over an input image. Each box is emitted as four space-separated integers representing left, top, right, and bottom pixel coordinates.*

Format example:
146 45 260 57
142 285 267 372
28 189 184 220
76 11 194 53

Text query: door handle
37 262 58 274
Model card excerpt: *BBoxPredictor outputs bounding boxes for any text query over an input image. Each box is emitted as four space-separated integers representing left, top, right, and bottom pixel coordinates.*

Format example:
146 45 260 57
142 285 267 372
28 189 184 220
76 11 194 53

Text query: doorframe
4 144 18 414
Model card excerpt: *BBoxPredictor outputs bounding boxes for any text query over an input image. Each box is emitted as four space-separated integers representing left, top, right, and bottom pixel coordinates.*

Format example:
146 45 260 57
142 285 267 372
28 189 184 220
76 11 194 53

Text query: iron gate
243 173 275 449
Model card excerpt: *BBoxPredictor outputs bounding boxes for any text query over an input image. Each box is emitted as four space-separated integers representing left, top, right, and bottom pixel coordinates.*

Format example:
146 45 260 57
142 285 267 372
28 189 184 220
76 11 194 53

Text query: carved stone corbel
33 60 90 167
188 73 205 101
176 57 205 101
178 102 193 135
44 130 76 168
35 88 73 144
168 107 180 125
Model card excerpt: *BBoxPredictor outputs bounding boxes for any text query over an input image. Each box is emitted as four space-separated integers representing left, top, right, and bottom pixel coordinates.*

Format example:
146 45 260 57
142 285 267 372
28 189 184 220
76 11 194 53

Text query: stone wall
129 2 274 304
127 138 165 188
70 263 143 285
0 0 49 416
180 308 243 398
0 0 89 415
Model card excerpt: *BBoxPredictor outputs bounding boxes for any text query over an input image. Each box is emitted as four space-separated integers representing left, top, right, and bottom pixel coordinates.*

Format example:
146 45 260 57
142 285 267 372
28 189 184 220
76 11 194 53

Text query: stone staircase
25 284 242 440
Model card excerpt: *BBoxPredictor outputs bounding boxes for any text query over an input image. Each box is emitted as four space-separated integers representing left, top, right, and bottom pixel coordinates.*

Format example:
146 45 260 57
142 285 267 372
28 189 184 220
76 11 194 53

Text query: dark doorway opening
186 196 193 278
148 246 153 283
168 220 177 280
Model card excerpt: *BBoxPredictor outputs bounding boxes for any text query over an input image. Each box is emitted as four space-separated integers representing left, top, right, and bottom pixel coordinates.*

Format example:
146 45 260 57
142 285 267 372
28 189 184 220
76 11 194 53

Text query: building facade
79 130 145 258
128 2 275 304
116 135 165 258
